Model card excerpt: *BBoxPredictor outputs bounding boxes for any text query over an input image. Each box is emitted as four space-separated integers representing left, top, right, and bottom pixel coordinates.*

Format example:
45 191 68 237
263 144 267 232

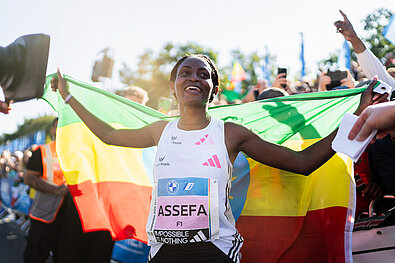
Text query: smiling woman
51 53 384 263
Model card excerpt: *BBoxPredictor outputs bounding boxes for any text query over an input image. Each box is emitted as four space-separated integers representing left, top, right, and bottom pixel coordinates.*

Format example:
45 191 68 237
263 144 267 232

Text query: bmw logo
167 180 179 194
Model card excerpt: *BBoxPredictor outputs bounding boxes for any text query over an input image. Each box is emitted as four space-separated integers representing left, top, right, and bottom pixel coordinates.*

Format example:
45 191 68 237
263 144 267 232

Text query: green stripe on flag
43 74 364 142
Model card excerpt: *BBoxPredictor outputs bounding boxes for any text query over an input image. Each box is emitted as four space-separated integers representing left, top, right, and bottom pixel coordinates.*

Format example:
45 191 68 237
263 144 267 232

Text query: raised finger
57 67 64 82
339 10 349 23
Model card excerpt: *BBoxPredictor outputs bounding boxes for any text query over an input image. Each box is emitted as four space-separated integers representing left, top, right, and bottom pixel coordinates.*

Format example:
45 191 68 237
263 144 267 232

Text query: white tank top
146 117 243 262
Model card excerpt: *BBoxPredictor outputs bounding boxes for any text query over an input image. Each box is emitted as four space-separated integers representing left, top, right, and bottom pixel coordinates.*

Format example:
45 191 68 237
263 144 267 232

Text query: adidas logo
195 134 215 145
171 136 177 140
203 154 221 168
189 230 207 243
159 156 165 162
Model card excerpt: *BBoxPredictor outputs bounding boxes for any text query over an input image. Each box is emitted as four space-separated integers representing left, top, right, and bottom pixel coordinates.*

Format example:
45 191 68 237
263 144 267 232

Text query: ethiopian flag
42 74 362 261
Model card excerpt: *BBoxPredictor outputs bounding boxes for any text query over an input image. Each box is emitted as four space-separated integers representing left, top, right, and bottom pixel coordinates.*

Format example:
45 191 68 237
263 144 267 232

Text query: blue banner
383 14 395 46
0 130 46 152
111 239 150 263
300 32 306 77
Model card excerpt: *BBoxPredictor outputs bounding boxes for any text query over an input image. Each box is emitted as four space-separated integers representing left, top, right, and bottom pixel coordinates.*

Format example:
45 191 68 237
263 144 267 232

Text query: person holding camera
272 69 295 94
318 69 355 92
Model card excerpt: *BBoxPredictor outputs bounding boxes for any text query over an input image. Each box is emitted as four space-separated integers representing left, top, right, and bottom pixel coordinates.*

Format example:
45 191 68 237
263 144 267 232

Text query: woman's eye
179 71 188 76
200 72 209 78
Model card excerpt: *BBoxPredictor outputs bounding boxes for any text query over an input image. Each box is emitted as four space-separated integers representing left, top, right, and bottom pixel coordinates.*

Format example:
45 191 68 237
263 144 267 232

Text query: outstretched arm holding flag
52 53 385 262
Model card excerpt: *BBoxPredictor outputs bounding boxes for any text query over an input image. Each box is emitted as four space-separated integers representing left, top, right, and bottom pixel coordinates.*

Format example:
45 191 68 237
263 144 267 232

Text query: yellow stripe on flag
57 122 153 187
241 138 354 217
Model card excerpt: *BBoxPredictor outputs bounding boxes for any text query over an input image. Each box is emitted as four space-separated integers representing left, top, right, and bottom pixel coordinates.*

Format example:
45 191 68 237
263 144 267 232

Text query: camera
277 68 287 89
325 70 347 90
0 34 50 102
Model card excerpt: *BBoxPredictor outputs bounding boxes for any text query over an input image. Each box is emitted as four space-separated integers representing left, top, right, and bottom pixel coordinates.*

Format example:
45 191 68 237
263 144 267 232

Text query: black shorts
148 242 235 263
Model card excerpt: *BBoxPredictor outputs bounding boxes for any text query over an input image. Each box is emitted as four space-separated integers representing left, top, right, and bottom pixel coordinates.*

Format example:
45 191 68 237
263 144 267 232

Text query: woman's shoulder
224 122 251 142
146 120 170 144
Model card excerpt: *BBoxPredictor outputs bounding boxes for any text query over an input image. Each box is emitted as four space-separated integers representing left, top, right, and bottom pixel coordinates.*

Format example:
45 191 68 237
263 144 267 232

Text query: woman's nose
187 72 198 81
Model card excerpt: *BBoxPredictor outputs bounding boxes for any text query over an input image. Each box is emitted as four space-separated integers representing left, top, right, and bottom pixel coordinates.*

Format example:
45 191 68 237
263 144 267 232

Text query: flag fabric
230 62 247 94
42 74 363 261
231 62 247 83
300 33 306 77
383 14 395 46
338 40 351 70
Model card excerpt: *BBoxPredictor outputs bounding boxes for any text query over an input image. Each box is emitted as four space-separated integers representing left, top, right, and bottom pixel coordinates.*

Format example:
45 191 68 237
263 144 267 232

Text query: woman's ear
209 86 219 102
213 86 219 96
170 81 177 100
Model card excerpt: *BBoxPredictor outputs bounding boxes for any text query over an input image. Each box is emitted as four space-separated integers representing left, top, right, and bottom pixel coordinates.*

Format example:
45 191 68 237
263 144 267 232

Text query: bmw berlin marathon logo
167 180 179 194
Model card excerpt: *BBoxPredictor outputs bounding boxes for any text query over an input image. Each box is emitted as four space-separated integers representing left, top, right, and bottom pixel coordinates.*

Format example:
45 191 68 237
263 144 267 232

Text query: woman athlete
52 54 384 263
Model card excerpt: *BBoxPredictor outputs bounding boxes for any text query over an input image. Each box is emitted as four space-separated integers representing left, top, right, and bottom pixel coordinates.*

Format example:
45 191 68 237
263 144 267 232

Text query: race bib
148 177 219 245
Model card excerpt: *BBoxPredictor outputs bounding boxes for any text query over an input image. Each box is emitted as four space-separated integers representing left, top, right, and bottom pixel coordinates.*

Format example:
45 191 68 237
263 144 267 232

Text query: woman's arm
226 78 387 175
52 69 165 148
226 122 336 175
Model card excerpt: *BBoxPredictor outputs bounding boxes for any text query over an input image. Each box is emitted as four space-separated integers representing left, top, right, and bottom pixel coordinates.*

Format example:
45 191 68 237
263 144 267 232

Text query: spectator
23 118 114 263
116 86 149 105
318 69 355 92
24 118 69 263
241 80 268 103
257 87 289 100
272 71 295 95
334 10 395 88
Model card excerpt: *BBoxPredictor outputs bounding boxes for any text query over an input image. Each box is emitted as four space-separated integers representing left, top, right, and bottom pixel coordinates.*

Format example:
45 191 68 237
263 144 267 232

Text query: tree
0 115 55 145
228 50 276 96
361 8 395 60
119 43 218 108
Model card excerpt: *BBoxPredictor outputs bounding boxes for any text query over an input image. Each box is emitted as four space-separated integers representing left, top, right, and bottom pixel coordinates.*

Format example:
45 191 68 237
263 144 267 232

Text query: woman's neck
178 105 210 131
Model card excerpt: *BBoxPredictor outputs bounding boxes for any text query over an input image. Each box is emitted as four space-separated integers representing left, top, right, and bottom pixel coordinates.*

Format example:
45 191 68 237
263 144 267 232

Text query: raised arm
334 10 395 87
52 69 166 148
334 10 366 54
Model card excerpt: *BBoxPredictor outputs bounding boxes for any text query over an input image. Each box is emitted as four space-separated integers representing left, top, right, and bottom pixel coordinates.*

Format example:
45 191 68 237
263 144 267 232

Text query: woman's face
171 57 218 107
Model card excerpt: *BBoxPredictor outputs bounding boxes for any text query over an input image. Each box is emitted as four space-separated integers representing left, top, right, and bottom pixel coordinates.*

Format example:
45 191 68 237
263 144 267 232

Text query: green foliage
0 115 55 145
361 8 395 60
230 50 275 95
319 52 340 69
119 43 218 108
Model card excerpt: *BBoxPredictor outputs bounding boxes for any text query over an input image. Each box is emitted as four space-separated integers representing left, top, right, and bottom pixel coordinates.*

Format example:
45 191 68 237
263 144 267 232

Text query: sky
0 0 394 135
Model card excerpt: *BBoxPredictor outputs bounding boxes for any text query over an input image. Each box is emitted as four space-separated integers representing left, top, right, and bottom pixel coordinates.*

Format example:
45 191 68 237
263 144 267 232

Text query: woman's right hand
51 68 70 100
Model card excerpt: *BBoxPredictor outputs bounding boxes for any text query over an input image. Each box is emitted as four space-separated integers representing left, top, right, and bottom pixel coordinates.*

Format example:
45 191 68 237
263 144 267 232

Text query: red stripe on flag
236 206 348 262
68 180 152 242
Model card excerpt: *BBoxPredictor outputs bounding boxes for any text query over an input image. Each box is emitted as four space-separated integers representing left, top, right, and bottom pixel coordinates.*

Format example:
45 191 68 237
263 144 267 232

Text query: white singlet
146 117 243 262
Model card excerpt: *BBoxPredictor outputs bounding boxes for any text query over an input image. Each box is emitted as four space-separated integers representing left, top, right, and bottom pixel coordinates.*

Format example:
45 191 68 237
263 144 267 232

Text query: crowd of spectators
0 10 394 263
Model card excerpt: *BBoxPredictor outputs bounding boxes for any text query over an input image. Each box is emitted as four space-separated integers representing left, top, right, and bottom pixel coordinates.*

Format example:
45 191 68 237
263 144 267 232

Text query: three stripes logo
203 154 221 168
189 230 208 243
195 134 215 145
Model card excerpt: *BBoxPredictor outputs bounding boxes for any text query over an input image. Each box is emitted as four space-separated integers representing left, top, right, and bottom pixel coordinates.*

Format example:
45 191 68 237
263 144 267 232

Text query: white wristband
64 94 73 104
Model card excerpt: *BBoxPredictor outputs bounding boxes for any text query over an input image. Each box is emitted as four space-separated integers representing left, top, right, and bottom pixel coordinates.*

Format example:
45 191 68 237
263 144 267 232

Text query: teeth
186 86 200 91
